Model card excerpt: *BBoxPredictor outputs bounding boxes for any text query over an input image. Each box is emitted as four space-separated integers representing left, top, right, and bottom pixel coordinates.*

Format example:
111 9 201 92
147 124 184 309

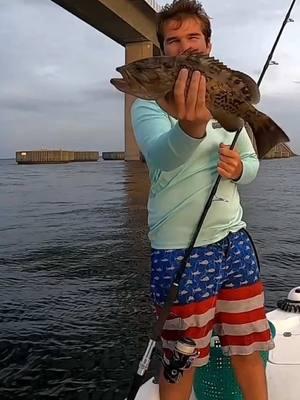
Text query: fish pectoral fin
213 109 244 132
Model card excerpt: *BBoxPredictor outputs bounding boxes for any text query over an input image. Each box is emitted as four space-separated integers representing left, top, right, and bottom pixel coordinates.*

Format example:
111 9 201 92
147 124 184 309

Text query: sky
1 0 299 158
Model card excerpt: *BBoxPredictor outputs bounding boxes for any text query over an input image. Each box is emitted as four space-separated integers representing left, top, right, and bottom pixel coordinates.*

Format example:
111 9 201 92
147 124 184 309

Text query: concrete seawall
102 152 125 160
16 150 99 164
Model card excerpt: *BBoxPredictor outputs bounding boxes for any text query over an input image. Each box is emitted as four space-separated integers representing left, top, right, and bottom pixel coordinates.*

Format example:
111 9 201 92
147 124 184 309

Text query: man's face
162 16 211 57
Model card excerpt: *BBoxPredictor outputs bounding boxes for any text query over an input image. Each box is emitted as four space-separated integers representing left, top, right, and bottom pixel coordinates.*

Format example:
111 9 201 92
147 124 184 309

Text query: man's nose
179 42 195 55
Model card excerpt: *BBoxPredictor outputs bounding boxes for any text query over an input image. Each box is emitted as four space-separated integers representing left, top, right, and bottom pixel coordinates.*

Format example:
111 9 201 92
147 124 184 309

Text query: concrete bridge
51 0 161 160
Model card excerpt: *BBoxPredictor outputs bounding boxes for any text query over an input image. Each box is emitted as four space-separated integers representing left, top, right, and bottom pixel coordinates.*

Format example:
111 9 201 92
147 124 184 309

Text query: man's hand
218 144 243 180
157 68 212 139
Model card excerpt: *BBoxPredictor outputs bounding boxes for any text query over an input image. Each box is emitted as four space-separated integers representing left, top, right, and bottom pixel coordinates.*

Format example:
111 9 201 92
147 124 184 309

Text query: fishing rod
125 2 297 399
257 0 297 87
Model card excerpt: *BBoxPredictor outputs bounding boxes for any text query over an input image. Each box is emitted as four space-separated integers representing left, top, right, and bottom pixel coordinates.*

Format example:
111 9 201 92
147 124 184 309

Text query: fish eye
234 78 241 85
241 86 250 95
135 65 144 72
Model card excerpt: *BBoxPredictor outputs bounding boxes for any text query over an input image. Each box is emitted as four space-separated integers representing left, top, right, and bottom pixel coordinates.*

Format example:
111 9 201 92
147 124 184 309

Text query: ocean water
0 157 300 400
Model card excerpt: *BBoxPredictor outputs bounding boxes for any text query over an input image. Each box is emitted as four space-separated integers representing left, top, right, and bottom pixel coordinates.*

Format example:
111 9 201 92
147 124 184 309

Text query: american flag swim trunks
151 229 275 366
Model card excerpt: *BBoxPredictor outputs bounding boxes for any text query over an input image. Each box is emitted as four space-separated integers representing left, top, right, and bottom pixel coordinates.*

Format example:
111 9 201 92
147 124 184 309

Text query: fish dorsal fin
184 54 260 104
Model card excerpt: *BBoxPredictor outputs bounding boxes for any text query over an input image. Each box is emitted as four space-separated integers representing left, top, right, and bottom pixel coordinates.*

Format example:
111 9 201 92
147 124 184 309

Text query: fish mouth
110 77 124 84
111 66 146 96
110 66 130 92
111 67 141 88
110 78 127 92
116 66 130 80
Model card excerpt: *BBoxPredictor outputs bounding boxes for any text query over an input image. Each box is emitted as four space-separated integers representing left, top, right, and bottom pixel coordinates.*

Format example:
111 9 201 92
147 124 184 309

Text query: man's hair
156 0 211 51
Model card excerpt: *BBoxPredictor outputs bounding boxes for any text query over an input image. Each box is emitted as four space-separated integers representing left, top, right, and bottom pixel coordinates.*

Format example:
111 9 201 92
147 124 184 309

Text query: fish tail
244 107 289 158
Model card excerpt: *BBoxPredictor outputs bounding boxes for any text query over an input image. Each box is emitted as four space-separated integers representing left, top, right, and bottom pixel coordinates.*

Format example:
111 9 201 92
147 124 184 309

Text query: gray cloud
81 85 123 101
0 83 121 113
17 0 51 4
0 97 81 112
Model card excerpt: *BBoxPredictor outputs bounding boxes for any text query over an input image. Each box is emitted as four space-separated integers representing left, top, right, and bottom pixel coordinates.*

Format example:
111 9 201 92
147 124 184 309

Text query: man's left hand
218 144 243 181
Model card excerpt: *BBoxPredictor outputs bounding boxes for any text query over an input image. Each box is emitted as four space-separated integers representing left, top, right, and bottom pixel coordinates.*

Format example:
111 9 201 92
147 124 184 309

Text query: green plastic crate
193 321 275 400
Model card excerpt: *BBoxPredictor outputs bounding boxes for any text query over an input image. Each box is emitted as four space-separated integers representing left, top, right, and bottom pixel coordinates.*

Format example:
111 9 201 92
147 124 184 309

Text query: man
131 1 274 399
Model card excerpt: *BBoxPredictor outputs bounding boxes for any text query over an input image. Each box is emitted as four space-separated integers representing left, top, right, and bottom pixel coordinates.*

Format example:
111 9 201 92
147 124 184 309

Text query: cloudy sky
1 0 299 158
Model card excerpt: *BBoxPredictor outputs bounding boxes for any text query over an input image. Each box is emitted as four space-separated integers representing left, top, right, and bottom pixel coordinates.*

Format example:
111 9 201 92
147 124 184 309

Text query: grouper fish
110 53 289 159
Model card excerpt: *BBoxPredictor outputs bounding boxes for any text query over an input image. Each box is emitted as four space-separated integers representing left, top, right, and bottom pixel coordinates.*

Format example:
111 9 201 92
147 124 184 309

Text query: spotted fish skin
110 53 289 158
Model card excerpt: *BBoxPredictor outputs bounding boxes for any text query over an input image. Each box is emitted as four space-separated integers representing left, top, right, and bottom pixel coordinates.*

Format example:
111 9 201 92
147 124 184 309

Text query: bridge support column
124 41 154 161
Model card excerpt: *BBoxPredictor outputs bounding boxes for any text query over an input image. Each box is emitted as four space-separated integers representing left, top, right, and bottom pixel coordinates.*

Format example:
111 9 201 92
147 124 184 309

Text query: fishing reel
162 337 199 384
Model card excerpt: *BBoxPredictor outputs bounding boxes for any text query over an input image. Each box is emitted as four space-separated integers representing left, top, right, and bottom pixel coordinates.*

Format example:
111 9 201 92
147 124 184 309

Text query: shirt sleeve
233 124 260 185
131 99 204 171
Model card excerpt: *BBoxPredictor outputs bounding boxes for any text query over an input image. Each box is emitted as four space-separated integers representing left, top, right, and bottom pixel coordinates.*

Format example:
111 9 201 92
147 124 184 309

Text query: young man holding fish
130 1 274 399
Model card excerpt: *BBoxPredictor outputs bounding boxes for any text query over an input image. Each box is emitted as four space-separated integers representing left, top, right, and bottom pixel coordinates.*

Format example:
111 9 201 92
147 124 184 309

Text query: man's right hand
157 68 212 139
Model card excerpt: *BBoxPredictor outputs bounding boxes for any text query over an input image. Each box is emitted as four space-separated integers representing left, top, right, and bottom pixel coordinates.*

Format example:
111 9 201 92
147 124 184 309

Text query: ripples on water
0 157 300 400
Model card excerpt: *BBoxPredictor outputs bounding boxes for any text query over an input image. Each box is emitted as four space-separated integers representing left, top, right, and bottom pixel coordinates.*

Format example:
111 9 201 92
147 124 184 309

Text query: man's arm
233 124 260 185
217 123 259 184
131 99 205 171
131 69 211 172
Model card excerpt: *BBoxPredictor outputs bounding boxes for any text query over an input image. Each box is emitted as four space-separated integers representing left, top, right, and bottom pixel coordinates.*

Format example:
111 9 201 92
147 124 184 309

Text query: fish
110 53 289 158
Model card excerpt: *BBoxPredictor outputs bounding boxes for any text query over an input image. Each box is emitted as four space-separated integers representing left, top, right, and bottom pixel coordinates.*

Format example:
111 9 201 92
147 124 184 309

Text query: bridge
51 0 161 160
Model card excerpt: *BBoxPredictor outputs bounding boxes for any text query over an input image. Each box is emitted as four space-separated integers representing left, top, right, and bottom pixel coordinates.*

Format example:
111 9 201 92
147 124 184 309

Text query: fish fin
213 109 244 132
245 107 290 158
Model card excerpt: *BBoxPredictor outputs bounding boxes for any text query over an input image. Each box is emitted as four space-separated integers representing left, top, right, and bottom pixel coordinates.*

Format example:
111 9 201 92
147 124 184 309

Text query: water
0 157 300 400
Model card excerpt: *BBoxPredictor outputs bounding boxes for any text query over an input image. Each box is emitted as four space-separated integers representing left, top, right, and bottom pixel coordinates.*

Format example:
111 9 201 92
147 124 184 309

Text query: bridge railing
144 0 161 13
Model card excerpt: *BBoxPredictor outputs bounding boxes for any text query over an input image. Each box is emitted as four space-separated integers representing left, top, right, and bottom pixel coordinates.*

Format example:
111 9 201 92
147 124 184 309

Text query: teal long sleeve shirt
131 99 259 249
